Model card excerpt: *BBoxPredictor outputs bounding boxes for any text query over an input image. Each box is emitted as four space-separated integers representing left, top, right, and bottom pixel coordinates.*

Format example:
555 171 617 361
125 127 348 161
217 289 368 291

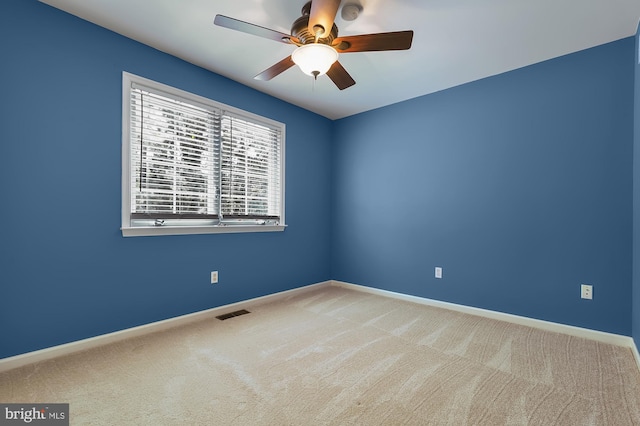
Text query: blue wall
0 0 333 359
2 0 638 360
332 39 635 335
633 22 640 349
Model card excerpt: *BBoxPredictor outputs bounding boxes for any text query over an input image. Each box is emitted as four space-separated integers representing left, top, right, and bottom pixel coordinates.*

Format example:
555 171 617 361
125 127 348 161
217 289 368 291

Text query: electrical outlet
435 267 443 279
211 271 218 284
581 284 592 300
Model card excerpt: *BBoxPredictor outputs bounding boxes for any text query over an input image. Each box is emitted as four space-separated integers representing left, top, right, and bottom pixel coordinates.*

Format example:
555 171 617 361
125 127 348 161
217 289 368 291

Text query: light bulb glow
291 44 339 77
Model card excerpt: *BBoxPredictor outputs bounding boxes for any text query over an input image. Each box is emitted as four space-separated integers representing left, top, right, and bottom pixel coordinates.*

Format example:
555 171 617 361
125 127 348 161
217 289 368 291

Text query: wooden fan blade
254 56 296 81
326 61 356 90
308 0 340 39
214 15 297 44
333 31 414 53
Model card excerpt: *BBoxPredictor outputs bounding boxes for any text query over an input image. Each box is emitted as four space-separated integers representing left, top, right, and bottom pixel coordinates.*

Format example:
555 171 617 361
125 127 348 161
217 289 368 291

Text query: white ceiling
39 0 640 120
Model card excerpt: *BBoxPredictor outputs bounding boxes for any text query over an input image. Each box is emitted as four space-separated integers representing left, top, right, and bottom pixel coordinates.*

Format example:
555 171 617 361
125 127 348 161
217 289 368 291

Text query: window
121 72 285 236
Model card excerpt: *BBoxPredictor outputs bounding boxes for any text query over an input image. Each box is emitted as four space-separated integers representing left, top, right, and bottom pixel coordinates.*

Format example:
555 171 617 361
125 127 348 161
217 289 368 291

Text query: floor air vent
216 309 251 321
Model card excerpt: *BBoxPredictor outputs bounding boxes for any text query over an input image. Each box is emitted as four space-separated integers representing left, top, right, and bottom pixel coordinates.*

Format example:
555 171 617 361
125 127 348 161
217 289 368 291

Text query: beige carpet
1 285 640 425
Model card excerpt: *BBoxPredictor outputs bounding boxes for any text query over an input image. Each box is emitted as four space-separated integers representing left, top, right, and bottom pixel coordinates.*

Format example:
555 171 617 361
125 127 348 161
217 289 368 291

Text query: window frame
121 72 286 237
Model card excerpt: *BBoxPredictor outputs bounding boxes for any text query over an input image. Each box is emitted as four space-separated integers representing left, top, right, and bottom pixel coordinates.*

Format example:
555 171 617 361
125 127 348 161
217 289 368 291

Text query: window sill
121 224 286 237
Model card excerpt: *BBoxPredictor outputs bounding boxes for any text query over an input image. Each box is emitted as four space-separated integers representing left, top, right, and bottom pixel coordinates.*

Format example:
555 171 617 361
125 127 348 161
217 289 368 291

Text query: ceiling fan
214 0 414 90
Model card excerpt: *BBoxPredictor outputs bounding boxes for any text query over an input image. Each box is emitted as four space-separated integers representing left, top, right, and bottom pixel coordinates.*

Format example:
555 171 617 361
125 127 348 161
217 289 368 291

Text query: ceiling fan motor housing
292 1 338 45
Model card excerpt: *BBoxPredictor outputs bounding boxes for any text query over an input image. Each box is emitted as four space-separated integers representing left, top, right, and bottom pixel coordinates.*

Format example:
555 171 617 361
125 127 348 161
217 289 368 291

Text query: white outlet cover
435 267 443 279
581 284 592 300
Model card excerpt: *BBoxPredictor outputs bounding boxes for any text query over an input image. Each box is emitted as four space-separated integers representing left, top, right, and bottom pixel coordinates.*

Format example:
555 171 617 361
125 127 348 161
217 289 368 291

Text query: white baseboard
331 280 636 350
632 339 640 372
0 281 331 374
3 279 638 375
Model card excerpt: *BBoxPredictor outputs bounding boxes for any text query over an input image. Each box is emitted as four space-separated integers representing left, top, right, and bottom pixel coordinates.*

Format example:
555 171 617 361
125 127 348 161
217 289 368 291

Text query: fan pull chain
312 25 323 88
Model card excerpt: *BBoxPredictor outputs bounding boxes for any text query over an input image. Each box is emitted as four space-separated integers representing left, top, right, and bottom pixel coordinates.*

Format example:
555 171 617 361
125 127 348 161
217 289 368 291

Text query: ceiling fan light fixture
291 43 338 78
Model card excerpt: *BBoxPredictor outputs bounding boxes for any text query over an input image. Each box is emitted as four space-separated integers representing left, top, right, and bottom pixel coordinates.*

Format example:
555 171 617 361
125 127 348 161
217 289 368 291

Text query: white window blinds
123 73 284 234
220 114 282 220
130 85 220 219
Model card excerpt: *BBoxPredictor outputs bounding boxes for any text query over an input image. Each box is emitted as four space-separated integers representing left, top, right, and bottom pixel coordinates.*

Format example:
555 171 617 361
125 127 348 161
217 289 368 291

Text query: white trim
121 224 286 237
331 280 636 349
3 280 637 374
632 339 640 372
0 281 331 373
